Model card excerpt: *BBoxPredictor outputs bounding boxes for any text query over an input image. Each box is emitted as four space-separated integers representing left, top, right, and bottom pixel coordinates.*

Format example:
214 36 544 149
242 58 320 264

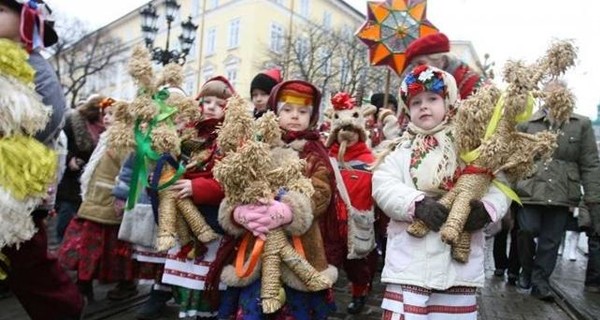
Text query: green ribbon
154 89 177 123
126 89 179 210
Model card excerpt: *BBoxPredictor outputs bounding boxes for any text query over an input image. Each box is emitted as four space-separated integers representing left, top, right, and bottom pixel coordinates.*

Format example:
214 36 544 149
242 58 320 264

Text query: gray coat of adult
28 49 66 146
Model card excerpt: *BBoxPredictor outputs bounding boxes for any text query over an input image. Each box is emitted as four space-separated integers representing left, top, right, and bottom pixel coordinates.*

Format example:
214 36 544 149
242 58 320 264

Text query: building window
322 11 332 29
185 73 196 96
203 65 215 82
270 23 285 53
226 67 238 88
295 36 308 58
205 27 216 56
340 59 349 85
191 0 201 17
228 18 241 49
299 0 309 17
341 24 352 40
209 0 218 10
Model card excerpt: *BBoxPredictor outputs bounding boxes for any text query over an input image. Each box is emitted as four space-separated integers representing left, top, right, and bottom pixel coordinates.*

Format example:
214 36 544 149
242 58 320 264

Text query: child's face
408 91 446 130
278 103 311 132
0 4 21 42
102 106 114 127
200 96 225 120
251 89 269 112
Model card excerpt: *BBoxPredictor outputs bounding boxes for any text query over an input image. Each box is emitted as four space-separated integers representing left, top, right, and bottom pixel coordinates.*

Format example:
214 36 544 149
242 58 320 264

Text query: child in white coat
372 65 510 320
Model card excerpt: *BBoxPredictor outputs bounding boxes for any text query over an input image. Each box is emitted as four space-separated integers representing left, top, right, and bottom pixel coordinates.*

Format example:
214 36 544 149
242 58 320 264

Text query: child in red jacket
326 92 378 314
161 76 235 318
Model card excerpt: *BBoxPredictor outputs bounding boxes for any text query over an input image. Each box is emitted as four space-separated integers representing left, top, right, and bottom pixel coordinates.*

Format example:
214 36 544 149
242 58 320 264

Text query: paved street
0 237 593 319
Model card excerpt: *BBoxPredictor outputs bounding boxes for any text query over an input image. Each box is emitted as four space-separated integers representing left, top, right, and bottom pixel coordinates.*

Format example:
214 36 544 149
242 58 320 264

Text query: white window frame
322 11 332 29
205 27 217 56
299 0 309 17
203 65 215 82
225 67 238 89
269 23 285 54
191 0 201 17
184 72 196 96
209 0 219 10
228 18 241 49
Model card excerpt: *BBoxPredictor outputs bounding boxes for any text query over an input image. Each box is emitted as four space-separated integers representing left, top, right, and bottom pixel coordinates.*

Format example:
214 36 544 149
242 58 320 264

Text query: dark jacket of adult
516 110 600 207
56 99 103 205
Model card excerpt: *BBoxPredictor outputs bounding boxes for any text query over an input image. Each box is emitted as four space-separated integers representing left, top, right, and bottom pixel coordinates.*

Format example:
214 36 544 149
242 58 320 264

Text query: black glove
414 196 449 232
463 200 492 231
588 203 600 236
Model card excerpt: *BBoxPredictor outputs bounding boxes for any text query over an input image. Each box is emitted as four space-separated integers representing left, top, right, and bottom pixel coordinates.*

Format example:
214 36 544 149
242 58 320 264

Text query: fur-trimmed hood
67 109 98 154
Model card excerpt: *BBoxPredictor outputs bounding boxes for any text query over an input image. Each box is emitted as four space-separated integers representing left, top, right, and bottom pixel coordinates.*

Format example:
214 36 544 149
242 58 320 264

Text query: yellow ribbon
459 92 534 204
0 252 9 280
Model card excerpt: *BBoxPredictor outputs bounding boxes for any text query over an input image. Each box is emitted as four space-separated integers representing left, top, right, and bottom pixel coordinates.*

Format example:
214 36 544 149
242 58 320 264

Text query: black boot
77 280 94 302
347 296 366 314
136 289 172 320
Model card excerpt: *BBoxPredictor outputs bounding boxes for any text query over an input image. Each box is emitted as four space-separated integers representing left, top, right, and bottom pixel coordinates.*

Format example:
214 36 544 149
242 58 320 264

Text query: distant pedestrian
515 80 600 300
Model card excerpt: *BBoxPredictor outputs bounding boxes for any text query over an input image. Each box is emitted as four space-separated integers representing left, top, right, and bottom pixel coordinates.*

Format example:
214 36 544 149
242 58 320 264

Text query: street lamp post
140 0 198 66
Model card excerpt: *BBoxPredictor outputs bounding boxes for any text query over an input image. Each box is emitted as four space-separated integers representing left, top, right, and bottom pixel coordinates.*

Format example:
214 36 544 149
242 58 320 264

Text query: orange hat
267 80 322 127
277 82 314 106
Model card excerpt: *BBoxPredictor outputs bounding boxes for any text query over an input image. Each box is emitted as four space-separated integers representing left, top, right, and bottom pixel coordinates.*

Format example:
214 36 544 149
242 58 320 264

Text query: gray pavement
1 236 594 319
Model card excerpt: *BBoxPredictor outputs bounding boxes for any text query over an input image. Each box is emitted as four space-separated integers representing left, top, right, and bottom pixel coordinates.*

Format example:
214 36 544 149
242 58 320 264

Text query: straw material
261 228 332 314
176 198 218 243
156 188 178 251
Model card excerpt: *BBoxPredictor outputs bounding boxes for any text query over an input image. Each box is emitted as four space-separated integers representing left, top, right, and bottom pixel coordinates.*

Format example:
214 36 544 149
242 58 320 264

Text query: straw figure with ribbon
107 45 217 252
213 95 333 314
406 40 577 263
0 39 58 280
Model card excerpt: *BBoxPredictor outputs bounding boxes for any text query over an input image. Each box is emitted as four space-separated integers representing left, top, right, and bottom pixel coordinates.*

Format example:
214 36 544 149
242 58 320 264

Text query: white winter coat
372 140 510 290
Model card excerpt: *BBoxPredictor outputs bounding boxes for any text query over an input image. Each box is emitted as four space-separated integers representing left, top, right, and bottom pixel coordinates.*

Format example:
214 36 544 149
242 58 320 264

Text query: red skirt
58 217 136 282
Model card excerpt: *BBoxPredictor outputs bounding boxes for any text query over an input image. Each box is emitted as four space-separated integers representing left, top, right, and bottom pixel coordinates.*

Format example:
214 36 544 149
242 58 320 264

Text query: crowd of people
1 1 599 320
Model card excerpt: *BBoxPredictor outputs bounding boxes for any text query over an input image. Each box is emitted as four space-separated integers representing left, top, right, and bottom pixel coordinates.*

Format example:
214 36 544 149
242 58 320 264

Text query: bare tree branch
263 20 403 112
50 15 121 107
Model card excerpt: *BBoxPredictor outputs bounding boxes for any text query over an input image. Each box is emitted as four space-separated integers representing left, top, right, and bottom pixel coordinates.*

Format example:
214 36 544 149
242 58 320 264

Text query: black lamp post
140 0 198 66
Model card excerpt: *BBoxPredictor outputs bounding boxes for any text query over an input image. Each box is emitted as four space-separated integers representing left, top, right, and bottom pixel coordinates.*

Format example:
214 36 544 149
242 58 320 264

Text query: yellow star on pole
355 0 438 75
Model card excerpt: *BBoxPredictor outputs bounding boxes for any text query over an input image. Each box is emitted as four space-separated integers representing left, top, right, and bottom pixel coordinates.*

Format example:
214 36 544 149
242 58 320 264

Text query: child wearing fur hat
325 92 378 315
160 76 235 318
372 65 510 320
250 68 282 119
58 98 137 302
217 80 338 319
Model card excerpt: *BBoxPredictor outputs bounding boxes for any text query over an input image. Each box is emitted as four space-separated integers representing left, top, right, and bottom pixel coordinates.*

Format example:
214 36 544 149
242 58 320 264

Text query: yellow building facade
77 0 365 101
70 0 484 104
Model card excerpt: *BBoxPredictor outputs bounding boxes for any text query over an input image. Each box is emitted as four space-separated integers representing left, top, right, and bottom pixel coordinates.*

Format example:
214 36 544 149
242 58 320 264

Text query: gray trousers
517 204 570 290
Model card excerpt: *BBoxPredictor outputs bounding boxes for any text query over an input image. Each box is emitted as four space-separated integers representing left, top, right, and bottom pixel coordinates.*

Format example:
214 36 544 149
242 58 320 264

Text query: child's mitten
264 200 292 229
463 200 492 231
414 197 449 231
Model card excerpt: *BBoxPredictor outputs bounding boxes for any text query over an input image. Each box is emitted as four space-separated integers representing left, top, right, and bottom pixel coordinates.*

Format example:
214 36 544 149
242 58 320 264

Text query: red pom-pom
331 92 356 110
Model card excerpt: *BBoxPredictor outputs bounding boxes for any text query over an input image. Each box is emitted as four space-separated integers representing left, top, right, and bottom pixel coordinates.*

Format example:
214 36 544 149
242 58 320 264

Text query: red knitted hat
405 33 450 68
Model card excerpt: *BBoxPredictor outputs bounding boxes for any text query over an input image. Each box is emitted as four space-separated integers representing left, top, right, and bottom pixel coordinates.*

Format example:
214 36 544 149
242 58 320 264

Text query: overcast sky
46 0 600 119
